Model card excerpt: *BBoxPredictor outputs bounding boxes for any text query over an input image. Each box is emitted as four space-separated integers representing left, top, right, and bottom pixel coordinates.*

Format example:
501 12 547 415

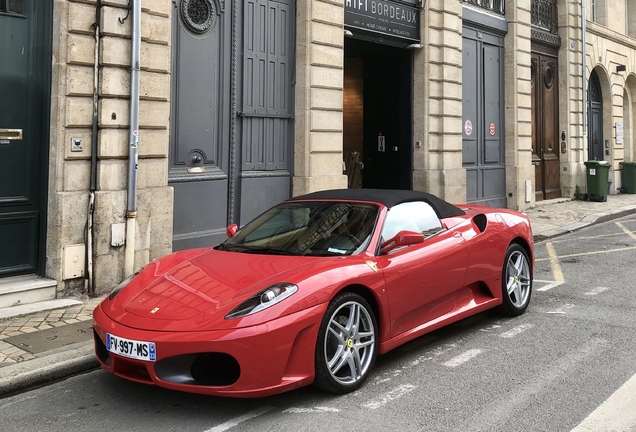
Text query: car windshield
222 201 379 256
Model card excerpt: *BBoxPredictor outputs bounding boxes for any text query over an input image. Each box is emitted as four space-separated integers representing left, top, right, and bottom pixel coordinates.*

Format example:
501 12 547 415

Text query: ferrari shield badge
150 307 160 314
366 261 378 272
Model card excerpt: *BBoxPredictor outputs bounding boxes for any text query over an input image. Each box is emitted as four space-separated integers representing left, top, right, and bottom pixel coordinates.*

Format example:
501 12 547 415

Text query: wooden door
531 52 561 201
0 0 52 276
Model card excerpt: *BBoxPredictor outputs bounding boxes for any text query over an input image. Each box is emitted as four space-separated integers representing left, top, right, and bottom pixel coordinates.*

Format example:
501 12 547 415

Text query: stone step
0 299 84 321
0 275 58 309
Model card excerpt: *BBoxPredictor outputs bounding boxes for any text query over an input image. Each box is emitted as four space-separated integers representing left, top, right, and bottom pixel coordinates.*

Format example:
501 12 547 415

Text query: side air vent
473 214 487 233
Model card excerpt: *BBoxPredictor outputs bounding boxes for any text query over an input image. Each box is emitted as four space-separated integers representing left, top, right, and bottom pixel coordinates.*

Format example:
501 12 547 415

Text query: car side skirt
379 297 501 355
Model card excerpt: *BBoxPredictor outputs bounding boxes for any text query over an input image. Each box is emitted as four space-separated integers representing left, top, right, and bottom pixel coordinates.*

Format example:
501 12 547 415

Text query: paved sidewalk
524 193 636 241
1 193 636 396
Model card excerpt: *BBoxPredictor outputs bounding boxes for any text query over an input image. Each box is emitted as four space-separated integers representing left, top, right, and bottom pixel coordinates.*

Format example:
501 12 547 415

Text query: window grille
531 0 556 32
462 0 505 16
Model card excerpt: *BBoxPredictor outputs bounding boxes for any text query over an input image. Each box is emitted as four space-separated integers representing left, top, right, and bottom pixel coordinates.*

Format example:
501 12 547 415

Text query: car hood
101 248 333 331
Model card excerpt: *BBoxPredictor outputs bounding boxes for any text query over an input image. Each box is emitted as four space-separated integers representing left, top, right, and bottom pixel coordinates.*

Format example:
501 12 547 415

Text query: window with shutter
242 0 294 172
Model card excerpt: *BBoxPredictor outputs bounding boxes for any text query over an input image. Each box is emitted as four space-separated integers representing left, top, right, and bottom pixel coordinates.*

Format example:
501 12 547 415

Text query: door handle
453 232 463 244
0 129 23 140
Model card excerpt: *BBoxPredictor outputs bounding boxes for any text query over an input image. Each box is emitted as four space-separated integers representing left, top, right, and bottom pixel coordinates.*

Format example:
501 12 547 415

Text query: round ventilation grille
181 0 216 34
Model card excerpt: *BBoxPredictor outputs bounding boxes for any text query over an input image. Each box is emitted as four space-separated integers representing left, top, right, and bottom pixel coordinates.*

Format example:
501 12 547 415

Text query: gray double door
462 26 506 208
170 0 295 250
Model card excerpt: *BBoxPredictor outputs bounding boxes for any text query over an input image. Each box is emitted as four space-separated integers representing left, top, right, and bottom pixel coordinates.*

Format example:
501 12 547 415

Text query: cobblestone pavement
0 297 102 366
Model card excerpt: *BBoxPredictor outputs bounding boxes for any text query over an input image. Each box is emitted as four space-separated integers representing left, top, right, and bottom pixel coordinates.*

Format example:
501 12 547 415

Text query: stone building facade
49 0 174 296
1 0 636 308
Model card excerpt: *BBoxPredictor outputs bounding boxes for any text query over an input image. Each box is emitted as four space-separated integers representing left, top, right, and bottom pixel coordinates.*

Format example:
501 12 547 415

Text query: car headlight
225 283 298 319
108 271 140 300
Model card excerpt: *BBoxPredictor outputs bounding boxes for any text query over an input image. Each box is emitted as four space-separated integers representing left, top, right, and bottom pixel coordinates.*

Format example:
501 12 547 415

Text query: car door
377 202 469 338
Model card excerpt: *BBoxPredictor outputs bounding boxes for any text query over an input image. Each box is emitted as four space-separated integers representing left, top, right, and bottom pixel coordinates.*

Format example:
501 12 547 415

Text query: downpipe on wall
86 0 101 296
582 0 587 134
125 0 142 277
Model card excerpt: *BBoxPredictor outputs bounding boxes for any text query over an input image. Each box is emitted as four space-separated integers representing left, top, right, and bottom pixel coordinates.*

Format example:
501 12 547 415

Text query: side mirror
380 230 424 254
226 223 239 238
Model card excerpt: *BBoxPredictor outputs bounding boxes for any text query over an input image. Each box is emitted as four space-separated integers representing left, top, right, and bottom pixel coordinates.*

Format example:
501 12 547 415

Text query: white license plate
106 333 156 362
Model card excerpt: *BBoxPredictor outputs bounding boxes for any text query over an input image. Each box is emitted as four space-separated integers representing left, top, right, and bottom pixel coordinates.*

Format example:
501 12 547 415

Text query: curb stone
0 341 97 397
533 205 636 243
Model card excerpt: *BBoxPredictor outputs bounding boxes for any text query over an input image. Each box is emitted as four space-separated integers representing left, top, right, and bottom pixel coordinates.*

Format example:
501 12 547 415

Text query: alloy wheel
506 250 531 308
323 300 375 386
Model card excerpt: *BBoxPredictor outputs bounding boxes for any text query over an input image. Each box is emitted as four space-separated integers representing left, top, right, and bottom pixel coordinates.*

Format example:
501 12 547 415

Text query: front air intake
94 330 111 365
190 353 240 386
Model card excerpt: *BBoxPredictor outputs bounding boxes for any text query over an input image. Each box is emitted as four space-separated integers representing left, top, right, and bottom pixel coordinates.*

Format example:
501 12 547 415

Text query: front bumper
92 302 326 397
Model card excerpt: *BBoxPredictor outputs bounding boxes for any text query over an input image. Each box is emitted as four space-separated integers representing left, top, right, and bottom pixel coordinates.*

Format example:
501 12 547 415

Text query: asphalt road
2 216 636 432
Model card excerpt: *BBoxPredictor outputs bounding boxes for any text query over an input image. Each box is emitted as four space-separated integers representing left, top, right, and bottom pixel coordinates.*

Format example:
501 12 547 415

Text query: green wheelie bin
584 160 611 202
619 162 636 194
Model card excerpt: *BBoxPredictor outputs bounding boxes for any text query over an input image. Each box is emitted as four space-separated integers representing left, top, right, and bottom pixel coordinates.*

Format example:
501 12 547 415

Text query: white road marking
535 279 565 292
362 384 417 410
500 323 534 338
443 349 483 368
283 407 340 414
546 304 575 314
369 369 403 386
204 406 274 432
411 342 459 366
584 287 610 296
370 378 391 386
480 324 502 333
571 373 636 432
461 338 606 432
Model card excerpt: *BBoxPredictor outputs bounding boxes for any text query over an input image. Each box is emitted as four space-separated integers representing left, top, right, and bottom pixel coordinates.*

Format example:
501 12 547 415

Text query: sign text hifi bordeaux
345 0 421 43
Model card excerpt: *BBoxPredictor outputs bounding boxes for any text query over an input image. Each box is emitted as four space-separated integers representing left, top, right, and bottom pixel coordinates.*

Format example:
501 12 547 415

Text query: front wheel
498 243 532 316
314 292 377 394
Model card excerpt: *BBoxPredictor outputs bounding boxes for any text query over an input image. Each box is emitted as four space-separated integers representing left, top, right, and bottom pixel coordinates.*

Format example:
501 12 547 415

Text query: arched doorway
588 71 604 161
625 74 636 162
624 88 632 162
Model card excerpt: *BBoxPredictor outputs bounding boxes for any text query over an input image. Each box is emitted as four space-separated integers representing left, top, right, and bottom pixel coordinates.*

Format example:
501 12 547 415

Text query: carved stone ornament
531 58 537 87
543 62 554 90
531 28 561 47
181 0 217 34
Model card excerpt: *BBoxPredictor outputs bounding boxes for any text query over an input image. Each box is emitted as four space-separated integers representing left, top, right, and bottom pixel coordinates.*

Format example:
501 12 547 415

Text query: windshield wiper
225 245 296 255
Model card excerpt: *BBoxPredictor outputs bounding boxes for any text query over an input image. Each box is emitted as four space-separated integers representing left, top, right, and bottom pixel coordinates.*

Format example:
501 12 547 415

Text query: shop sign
345 0 420 43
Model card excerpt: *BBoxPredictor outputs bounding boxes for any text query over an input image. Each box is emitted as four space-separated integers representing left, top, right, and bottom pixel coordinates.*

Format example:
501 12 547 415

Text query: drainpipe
86 0 101 296
125 0 141 277
582 0 587 134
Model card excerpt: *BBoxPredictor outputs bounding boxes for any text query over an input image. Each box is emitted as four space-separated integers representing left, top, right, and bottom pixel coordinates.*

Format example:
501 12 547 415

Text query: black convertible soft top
288 189 466 219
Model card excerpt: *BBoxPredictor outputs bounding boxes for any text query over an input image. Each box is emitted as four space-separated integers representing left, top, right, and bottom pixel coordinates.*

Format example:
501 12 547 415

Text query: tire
314 292 378 394
498 243 532 316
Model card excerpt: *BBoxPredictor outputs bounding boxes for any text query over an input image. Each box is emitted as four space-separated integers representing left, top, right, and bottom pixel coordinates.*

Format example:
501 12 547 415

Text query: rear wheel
314 292 377 393
498 243 532 316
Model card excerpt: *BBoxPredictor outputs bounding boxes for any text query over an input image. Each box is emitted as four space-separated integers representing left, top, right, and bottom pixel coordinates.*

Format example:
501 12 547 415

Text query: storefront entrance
343 38 413 190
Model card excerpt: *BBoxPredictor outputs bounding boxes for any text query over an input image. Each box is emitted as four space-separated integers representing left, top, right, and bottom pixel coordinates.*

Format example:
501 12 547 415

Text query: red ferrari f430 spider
93 189 534 397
